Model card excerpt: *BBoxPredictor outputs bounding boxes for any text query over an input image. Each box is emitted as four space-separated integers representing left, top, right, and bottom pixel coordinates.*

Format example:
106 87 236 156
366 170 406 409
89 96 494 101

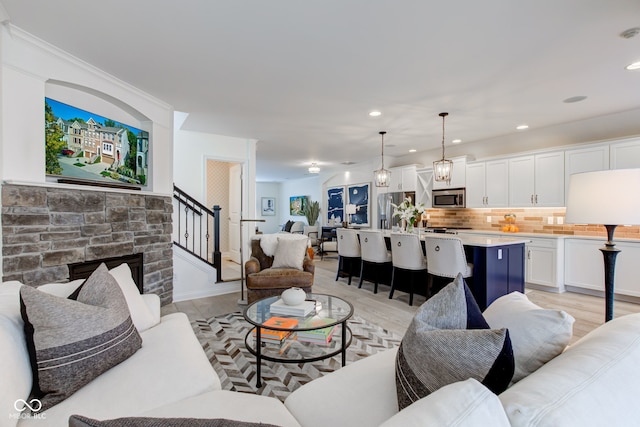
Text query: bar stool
389 233 428 306
358 230 393 294
424 235 473 293
335 228 362 285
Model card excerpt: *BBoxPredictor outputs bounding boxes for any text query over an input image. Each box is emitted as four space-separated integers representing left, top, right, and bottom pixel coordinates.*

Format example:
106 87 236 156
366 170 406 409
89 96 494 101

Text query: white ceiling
2 0 640 181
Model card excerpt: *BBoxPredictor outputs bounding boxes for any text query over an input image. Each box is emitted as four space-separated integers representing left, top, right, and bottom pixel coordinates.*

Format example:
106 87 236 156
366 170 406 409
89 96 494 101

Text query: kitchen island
457 235 529 310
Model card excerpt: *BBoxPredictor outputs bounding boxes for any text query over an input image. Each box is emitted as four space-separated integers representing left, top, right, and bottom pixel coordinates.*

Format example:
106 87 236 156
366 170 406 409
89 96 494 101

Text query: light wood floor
163 256 640 344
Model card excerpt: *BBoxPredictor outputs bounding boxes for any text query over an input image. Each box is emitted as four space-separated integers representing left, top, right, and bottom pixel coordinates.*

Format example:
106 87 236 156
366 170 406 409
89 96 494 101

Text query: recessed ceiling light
625 61 640 70
452 139 462 144
308 163 320 174
516 124 529 131
369 111 382 117
409 149 417 153
563 96 587 103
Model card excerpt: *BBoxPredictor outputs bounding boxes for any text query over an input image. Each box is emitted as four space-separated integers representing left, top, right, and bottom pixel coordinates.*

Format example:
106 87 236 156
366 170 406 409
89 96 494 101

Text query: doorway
206 159 242 282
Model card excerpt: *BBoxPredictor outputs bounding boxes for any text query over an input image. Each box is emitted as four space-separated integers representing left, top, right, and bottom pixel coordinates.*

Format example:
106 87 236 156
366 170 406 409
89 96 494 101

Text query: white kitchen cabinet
388 165 418 192
433 157 467 190
526 237 565 292
610 138 640 169
466 160 509 208
415 168 433 208
564 238 640 298
564 144 609 201
508 152 564 207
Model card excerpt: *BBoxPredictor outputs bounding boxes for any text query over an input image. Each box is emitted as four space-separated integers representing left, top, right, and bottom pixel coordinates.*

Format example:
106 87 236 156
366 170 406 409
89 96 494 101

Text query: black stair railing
173 184 222 282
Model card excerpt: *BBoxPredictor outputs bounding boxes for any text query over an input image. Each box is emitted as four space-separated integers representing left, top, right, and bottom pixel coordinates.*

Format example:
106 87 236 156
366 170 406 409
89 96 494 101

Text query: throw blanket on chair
256 233 309 257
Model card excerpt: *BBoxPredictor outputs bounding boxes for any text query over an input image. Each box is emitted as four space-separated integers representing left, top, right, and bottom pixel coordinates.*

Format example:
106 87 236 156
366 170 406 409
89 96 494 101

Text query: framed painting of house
327 186 345 225
347 182 370 226
44 97 149 189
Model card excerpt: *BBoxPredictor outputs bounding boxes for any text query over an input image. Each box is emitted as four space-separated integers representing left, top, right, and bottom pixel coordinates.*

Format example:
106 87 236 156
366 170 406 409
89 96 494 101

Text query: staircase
173 184 222 283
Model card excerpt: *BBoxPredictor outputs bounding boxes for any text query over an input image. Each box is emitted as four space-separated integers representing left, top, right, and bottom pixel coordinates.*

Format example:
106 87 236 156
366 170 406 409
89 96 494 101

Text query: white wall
0 25 173 193
279 176 322 225
172 114 257 299
256 182 281 234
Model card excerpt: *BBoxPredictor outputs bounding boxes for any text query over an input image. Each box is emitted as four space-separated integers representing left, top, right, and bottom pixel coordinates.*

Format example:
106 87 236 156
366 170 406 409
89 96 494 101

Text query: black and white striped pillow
395 273 514 410
20 263 142 411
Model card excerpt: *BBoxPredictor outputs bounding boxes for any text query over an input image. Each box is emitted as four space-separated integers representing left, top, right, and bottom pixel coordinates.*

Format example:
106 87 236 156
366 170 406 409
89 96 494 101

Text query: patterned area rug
191 312 402 402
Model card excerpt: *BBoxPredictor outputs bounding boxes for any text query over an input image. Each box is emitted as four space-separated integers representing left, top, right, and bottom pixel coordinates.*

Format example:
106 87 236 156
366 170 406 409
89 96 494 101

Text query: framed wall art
261 197 276 216
326 186 345 225
347 182 370 226
289 195 306 216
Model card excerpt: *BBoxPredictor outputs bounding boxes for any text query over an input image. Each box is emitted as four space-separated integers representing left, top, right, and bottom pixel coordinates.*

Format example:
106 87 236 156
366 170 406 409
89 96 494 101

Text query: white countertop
362 229 530 247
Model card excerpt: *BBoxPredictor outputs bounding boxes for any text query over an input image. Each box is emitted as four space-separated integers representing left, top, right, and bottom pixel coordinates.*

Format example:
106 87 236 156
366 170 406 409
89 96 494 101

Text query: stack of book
253 317 298 345
269 298 316 317
296 317 338 344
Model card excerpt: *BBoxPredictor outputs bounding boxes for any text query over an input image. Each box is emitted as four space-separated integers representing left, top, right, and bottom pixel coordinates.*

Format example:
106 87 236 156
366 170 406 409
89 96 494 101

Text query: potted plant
303 199 320 226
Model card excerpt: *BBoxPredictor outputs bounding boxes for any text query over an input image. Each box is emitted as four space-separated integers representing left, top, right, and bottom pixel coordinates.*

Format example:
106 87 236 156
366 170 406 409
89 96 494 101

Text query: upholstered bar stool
358 230 393 294
424 235 473 294
335 228 362 285
389 233 428 306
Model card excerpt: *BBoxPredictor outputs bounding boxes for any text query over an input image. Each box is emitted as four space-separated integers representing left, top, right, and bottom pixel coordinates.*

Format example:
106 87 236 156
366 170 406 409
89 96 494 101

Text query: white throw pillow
271 237 308 270
483 291 574 382
380 379 511 427
109 263 158 332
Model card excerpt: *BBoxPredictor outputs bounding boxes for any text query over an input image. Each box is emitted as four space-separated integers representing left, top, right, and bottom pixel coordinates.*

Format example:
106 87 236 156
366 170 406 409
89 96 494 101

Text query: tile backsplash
426 207 640 240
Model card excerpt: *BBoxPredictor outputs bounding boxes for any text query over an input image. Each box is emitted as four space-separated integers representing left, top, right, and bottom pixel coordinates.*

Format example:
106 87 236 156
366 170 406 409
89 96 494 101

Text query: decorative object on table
289 195 306 216
261 197 276 216
347 183 370 226
281 287 306 306
327 186 345 225
303 199 320 226
345 204 357 226
269 298 316 317
565 168 640 322
374 131 391 187
296 317 338 344
392 197 426 233
501 213 519 232
252 316 299 344
433 112 453 185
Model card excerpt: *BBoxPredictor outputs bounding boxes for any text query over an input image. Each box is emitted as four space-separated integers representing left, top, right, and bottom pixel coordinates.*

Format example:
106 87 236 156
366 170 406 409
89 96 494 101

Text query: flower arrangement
392 197 425 232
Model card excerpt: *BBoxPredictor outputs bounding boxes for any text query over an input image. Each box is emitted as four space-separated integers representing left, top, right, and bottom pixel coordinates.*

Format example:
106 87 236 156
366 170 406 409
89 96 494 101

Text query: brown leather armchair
245 238 315 304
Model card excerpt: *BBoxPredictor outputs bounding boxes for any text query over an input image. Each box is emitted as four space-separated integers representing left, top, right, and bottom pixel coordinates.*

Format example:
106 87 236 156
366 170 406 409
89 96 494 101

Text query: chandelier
433 112 453 184
374 131 391 187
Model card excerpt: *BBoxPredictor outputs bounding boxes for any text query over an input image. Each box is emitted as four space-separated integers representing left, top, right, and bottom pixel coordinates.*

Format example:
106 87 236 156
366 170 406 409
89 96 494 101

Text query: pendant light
374 131 391 187
433 112 453 184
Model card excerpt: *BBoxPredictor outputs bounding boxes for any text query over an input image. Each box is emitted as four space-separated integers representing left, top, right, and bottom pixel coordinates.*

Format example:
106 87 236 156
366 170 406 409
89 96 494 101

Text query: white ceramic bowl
281 287 306 306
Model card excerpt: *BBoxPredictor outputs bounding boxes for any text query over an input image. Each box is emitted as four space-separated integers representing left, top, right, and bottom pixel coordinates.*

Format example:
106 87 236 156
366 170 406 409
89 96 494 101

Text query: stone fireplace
1 183 174 304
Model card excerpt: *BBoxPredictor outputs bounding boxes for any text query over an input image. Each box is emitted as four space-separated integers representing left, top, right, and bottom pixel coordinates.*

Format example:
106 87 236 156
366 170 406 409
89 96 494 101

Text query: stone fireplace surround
1 183 173 304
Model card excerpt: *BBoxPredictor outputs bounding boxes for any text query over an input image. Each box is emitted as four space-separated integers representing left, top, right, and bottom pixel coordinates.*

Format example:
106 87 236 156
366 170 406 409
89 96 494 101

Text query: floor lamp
565 168 640 322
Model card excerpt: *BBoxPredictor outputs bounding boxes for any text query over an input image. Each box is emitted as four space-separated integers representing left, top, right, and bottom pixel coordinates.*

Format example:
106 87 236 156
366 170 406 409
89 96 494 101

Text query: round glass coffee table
243 293 354 388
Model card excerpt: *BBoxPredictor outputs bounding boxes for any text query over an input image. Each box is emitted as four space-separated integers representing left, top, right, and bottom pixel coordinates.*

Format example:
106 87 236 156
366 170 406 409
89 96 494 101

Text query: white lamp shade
565 168 640 225
346 204 357 215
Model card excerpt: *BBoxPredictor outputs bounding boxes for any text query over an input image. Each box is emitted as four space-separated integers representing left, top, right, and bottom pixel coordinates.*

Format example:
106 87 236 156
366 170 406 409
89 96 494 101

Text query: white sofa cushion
380 379 511 427
0 281 33 427
483 291 574 382
271 237 308 270
17 312 221 427
20 264 143 411
108 263 158 332
500 313 640 427
137 390 302 427
285 347 399 427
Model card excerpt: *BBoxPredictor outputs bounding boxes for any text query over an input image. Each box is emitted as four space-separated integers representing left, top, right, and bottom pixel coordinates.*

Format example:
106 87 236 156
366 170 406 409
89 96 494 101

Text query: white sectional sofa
3 269 640 426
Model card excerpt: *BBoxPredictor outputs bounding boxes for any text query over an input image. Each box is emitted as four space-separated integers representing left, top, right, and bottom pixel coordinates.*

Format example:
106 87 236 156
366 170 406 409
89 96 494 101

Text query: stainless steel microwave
432 188 465 208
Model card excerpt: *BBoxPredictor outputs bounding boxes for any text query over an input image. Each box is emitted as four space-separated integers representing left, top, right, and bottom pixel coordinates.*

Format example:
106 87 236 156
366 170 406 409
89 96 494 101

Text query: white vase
281 287 306 306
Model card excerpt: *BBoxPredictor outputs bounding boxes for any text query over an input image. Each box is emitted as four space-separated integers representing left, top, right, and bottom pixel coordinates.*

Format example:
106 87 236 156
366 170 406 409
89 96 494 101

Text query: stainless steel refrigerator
377 191 415 230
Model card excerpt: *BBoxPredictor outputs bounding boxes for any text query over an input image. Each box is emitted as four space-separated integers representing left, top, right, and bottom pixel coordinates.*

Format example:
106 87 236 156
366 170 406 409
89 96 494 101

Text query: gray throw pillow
20 263 142 411
69 415 282 427
395 274 514 410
